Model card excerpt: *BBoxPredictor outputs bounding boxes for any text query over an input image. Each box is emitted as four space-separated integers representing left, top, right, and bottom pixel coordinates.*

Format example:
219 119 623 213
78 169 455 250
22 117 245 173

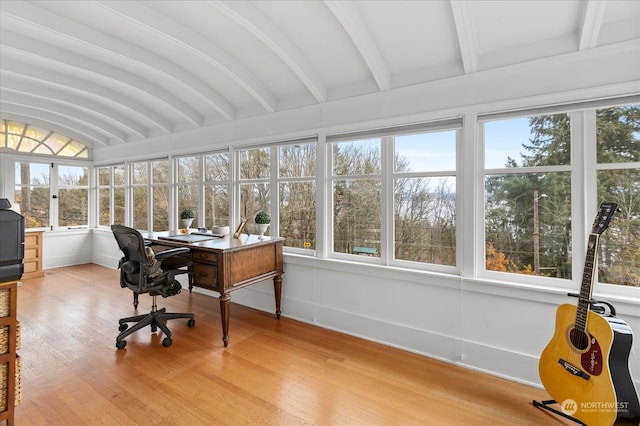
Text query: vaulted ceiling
1 0 639 153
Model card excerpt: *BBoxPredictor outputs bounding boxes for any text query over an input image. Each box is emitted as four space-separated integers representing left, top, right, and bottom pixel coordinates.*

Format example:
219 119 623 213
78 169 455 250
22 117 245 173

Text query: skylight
0 120 89 158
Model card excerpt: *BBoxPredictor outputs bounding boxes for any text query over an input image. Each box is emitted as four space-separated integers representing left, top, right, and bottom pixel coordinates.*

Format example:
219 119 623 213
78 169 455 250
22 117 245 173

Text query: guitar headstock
592 202 618 234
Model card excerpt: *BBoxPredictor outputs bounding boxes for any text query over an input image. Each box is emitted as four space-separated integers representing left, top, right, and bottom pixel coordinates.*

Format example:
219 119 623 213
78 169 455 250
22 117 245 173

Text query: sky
394 117 533 172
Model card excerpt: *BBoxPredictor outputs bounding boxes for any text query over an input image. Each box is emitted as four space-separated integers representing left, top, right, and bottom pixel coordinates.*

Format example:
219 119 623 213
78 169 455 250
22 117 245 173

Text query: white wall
43 229 93 270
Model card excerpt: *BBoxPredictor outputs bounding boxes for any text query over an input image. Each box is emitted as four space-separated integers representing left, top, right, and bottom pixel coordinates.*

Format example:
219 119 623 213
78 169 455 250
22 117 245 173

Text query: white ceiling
1 0 639 151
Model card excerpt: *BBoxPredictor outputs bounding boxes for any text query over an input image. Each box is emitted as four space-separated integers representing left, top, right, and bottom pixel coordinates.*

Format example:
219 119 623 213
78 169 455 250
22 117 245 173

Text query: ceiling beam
211 0 328 103
1 105 110 147
450 0 478 74
1 1 230 122
1 65 150 138
0 30 201 129
1 90 128 143
579 0 607 50
97 1 277 113
324 0 390 91
1 62 170 134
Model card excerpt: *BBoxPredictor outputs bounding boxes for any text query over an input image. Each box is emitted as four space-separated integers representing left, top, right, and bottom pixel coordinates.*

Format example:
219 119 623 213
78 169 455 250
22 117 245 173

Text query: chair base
116 306 195 349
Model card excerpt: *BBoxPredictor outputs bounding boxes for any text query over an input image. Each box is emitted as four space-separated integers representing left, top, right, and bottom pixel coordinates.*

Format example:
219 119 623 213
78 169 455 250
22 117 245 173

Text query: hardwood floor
10 264 620 425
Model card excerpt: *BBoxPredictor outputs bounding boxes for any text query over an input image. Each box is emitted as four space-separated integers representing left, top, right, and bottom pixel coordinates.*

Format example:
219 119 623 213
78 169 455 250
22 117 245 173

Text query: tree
485 106 640 285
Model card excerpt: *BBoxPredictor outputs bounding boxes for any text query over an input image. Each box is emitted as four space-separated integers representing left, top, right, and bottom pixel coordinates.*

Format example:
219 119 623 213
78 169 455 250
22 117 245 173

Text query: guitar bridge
558 358 590 381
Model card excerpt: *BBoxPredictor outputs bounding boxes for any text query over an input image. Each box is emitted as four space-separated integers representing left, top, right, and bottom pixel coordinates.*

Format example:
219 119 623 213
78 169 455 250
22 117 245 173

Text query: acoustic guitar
538 202 640 425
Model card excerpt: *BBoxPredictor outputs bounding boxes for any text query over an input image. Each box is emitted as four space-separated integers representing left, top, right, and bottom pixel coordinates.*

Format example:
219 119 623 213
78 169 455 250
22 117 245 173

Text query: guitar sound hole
569 328 589 351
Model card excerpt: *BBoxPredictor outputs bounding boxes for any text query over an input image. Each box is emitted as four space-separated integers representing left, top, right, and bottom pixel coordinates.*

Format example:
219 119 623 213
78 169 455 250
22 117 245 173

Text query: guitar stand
532 399 586 425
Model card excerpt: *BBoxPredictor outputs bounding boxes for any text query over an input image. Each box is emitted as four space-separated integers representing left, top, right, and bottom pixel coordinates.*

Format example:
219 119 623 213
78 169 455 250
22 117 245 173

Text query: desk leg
219 293 230 347
274 274 282 319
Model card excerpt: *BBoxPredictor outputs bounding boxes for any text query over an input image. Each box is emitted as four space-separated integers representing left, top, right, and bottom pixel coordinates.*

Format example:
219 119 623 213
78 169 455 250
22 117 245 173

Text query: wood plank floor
11 264 628 425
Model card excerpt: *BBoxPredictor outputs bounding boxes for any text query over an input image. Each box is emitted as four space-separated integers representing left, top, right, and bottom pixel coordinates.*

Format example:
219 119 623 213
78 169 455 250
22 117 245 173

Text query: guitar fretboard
575 233 599 332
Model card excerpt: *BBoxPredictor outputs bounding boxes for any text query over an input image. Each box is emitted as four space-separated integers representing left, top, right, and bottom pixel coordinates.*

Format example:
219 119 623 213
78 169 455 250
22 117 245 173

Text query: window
151 160 170 232
238 147 271 235
328 120 460 266
483 114 572 278
236 139 317 250
97 160 169 230
174 153 228 230
58 165 89 227
279 142 316 250
176 156 199 226
114 165 126 225
14 162 50 228
331 138 381 257
130 159 170 231
97 166 111 227
1 120 88 158
131 162 149 230
394 131 456 265
482 102 640 287
204 153 229 228
15 161 89 229
595 105 640 287
97 164 126 227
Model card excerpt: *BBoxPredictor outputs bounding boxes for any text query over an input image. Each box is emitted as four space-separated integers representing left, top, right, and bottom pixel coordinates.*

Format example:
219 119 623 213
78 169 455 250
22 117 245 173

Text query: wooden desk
142 232 284 347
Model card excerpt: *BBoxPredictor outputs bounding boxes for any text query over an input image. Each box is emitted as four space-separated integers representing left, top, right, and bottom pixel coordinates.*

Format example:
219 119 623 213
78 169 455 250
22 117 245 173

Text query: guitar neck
575 233 599 332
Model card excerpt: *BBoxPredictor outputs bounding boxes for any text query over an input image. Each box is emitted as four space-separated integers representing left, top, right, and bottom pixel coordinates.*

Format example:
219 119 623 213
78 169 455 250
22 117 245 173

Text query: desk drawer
192 251 218 264
193 263 217 289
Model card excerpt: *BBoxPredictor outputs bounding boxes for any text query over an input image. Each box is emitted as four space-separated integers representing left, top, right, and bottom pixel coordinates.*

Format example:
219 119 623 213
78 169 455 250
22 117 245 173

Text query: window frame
478 100 640 293
235 137 318 254
326 120 462 273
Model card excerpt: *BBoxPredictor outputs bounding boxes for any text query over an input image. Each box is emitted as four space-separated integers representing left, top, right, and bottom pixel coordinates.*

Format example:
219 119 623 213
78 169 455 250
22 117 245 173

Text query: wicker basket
0 289 8 318
0 355 22 411
0 322 20 354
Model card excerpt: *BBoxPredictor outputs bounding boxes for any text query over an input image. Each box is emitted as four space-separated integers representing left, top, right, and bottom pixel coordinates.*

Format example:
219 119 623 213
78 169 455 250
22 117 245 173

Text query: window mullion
381 136 393 264
198 156 205 229
50 163 58 230
147 162 153 232
270 146 278 237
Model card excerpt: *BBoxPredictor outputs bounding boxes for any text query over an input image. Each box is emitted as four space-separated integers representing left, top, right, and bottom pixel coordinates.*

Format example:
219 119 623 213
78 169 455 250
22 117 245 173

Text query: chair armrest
154 247 190 260
120 260 139 274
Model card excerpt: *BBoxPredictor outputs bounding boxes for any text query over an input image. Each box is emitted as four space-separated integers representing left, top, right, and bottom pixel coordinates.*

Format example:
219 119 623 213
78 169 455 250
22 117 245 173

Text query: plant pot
181 218 194 230
257 223 269 239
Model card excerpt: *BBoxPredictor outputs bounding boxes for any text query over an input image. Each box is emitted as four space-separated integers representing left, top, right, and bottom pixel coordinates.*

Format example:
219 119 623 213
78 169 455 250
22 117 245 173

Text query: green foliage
254 210 271 224
180 209 195 219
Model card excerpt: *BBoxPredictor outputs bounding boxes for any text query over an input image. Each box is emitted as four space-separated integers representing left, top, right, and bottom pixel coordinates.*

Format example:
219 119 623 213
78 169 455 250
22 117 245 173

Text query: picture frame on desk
233 219 248 239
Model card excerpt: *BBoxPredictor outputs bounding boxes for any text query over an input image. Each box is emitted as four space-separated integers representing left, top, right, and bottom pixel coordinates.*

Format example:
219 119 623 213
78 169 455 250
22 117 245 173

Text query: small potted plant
180 209 195 230
254 210 271 239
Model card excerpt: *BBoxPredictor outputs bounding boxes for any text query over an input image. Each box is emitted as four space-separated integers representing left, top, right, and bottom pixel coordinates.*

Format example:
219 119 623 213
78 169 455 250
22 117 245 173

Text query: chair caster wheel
116 340 127 349
119 323 128 332
162 337 172 347
151 324 157 333
187 319 195 328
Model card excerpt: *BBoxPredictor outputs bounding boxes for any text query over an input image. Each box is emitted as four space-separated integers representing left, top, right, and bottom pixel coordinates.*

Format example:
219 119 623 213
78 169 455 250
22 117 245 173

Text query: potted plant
180 209 195 230
254 210 271 239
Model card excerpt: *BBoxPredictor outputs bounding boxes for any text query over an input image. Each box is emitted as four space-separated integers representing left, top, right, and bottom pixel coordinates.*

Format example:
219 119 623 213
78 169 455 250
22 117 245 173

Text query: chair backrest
111 225 148 291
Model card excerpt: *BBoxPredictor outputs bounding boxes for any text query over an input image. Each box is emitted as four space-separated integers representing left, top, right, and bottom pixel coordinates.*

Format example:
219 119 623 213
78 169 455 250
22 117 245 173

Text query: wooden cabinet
23 230 44 279
0 281 19 426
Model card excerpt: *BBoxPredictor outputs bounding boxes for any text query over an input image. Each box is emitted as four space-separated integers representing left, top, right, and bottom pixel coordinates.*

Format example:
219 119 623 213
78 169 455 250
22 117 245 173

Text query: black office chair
111 225 195 349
